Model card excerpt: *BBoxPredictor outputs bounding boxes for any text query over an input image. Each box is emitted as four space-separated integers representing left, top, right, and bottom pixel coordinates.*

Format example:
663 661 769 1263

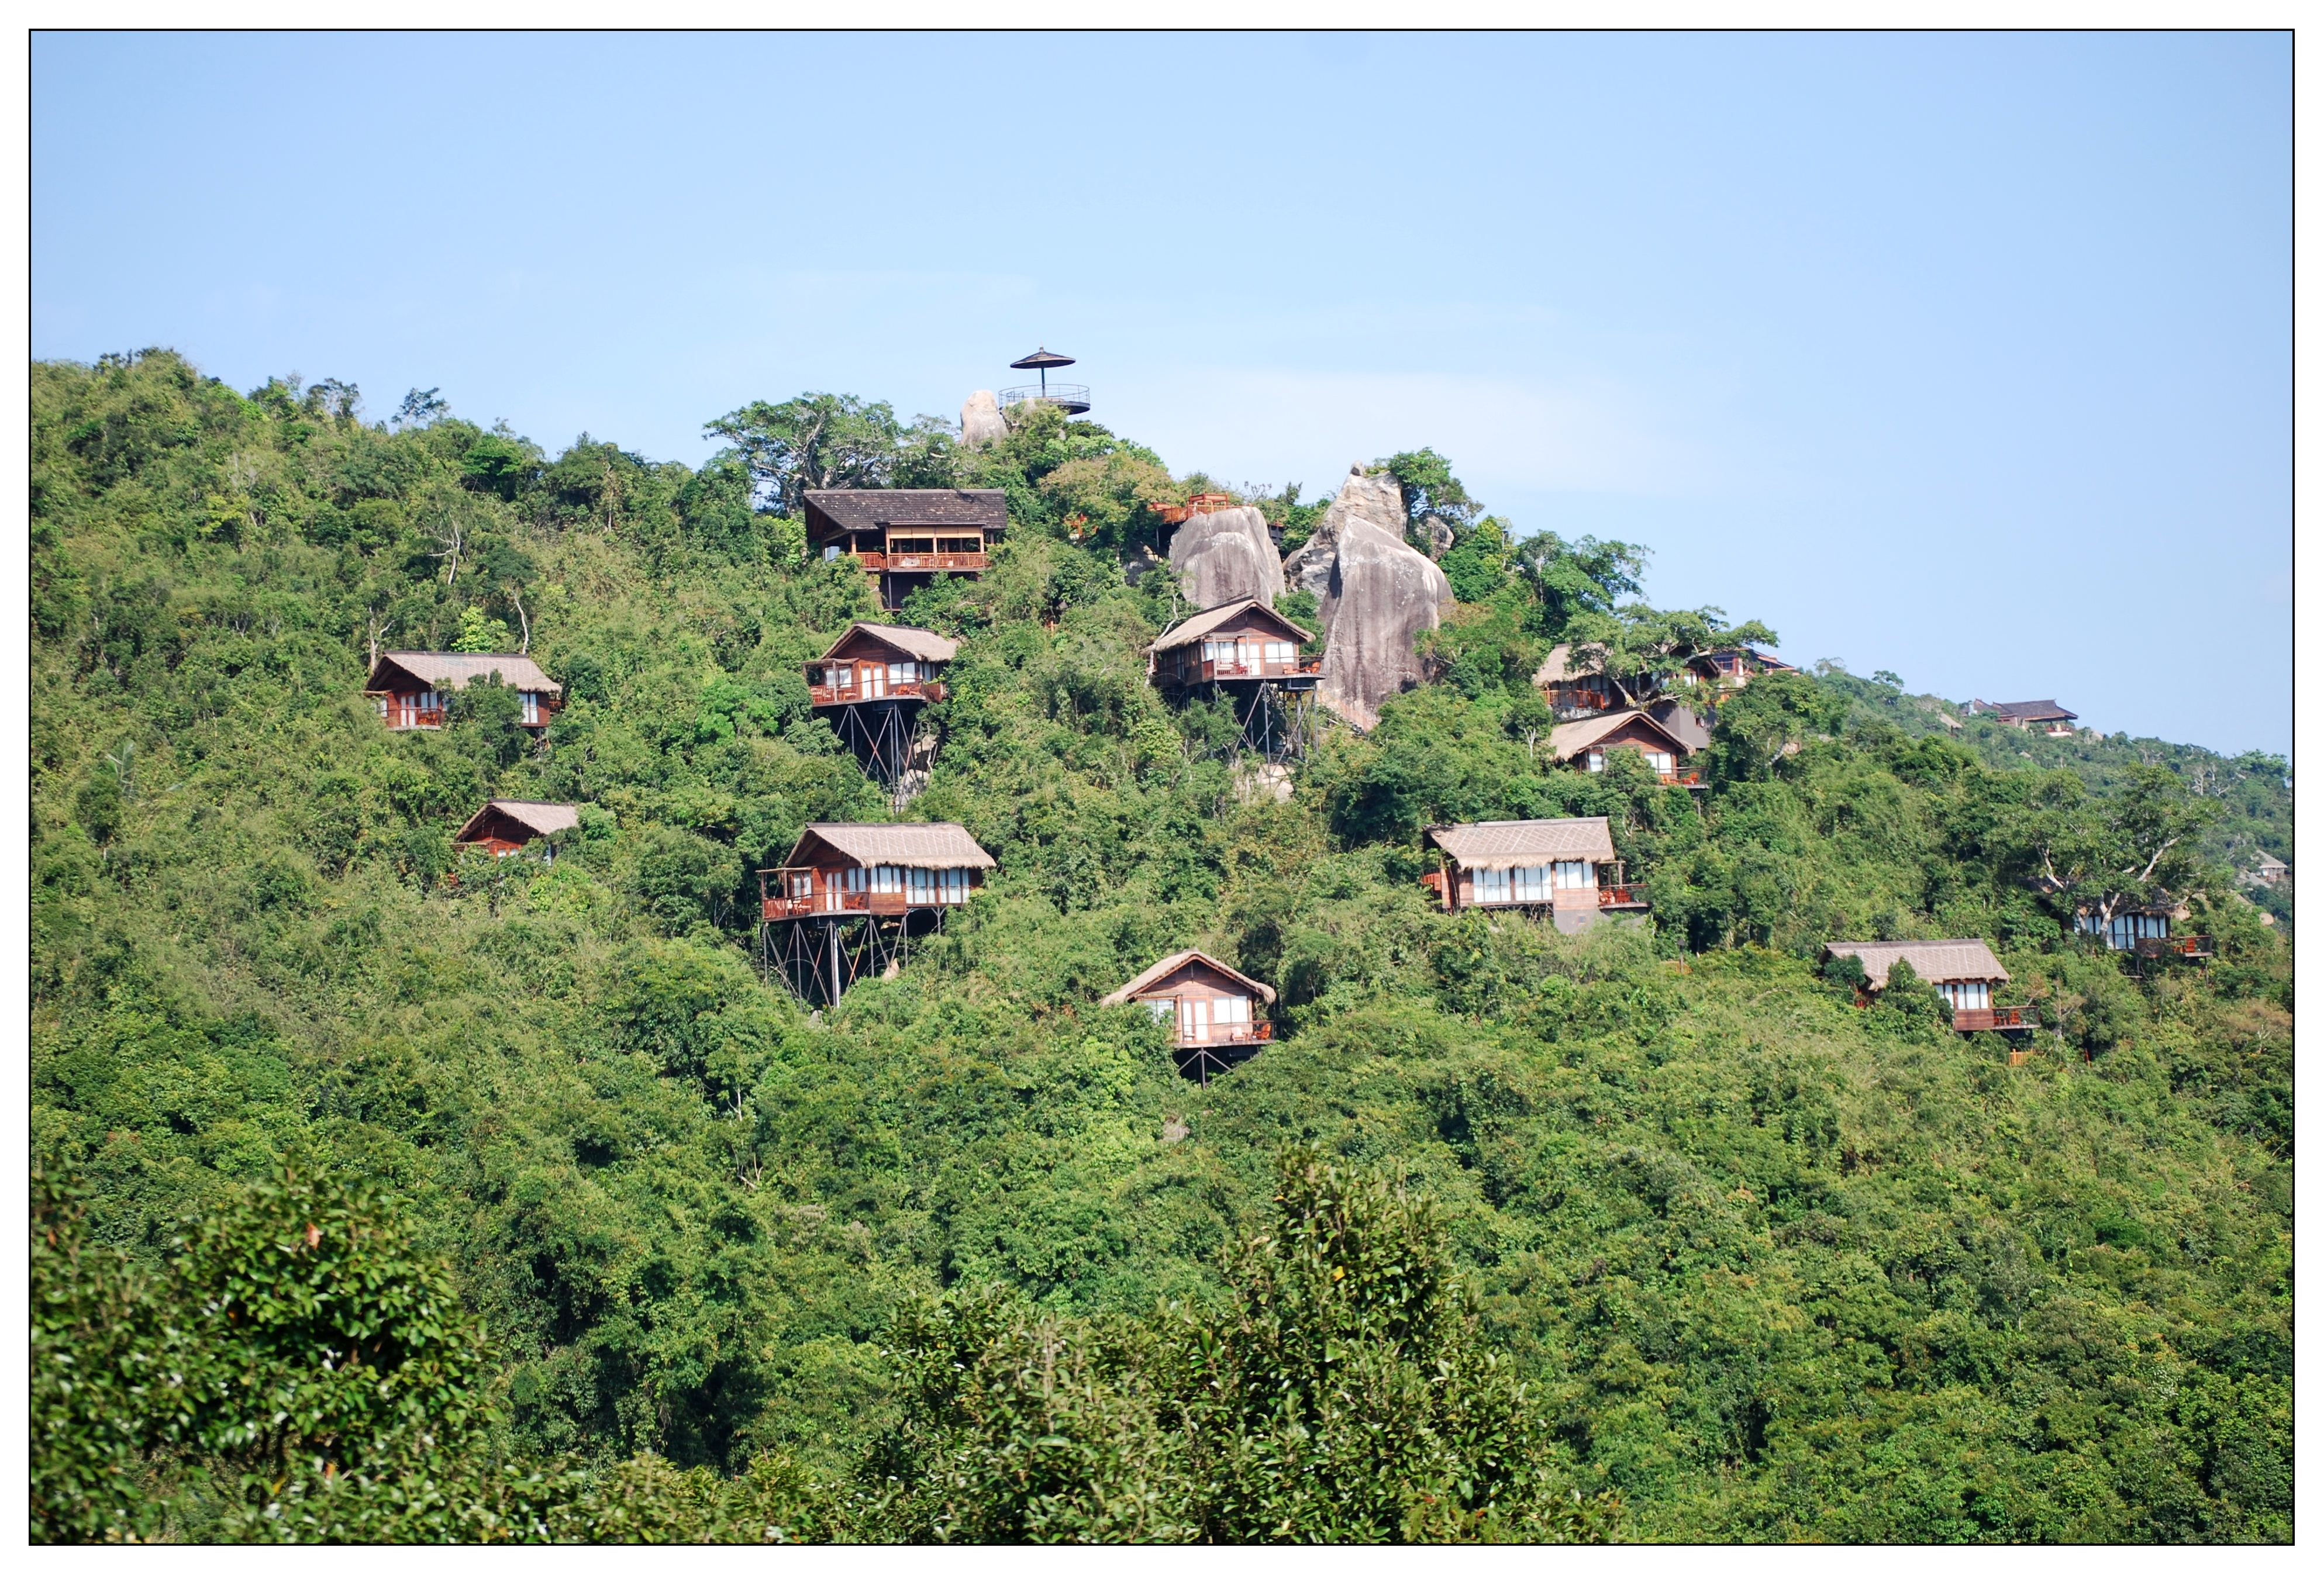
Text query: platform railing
808 679 947 707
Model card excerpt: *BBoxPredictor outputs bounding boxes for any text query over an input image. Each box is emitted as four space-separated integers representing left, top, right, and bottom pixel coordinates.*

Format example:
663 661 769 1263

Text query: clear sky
32 30 2290 758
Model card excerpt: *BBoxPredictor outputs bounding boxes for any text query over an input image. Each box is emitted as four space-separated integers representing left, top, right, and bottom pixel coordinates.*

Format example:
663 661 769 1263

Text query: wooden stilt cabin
1423 816 1646 933
1820 940 2037 1032
367 651 562 731
808 622 960 799
453 800 581 859
1101 949 1276 1084
1148 597 1320 759
1547 709 1703 787
759 822 997 1007
805 489 1006 611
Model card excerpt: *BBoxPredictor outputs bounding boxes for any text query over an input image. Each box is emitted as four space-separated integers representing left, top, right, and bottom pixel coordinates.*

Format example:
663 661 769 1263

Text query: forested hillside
30 351 2292 1542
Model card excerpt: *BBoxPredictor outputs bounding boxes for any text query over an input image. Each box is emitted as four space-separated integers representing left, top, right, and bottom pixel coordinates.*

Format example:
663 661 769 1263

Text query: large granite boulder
1315 515 1455 730
1168 505 1283 610
1283 464 1407 601
960 389 1006 448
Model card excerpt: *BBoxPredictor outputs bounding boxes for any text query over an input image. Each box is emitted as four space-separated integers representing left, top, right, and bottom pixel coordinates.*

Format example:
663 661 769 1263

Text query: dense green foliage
30 350 2292 1542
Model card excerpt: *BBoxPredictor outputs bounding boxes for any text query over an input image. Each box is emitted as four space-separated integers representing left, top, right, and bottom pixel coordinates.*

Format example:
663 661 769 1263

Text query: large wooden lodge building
806 488 1007 610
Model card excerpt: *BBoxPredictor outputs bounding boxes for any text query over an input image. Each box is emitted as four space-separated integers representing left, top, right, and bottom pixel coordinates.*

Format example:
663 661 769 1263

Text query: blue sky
32 30 2289 757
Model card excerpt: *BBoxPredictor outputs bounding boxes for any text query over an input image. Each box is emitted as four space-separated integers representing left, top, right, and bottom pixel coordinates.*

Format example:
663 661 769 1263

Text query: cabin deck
1954 1004 2039 1032
1175 1021 1272 1049
844 550 990 574
2135 935 2214 960
1166 655 1323 684
809 679 948 707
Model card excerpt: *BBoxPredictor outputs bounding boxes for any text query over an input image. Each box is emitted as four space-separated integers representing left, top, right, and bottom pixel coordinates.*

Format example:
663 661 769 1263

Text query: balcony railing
847 551 989 574
998 384 1091 415
2135 935 2214 960
1658 769 1703 787
1177 1021 1273 1048
1168 656 1324 684
809 679 947 707
1954 1004 2040 1032
1598 884 1650 909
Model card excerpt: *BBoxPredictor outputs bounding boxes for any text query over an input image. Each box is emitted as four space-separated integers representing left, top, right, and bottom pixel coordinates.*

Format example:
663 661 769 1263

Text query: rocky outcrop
1418 512 1456 561
1313 515 1455 730
1168 505 1282 610
1283 464 1406 600
960 389 1006 448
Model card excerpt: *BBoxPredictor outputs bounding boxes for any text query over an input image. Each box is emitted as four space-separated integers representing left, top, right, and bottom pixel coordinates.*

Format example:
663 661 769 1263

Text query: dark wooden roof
1009 347 1075 369
1975 698 2078 723
804 489 1006 541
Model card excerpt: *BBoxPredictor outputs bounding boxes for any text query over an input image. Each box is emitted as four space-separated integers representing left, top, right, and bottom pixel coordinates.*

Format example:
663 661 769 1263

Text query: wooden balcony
1598 884 1650 910
849 550 989 574
809 679 947 707
2135 935 2213 961
1177 1021 1272 1049
1658 768 1704 788
1167 655 1323 685
380 710 446 730
1954 1004 2039 1032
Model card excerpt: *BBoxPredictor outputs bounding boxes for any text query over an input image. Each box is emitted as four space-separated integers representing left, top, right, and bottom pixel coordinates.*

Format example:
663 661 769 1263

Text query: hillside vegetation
30 351 2292 1542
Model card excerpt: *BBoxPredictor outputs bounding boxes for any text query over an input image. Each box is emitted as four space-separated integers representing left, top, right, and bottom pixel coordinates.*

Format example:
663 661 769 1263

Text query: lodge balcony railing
808 679 947 707
2135 935 2214 960
1954 1004 2040 1032
1599 884 1650 909
847 551 990 574
1177 1021 1273 1049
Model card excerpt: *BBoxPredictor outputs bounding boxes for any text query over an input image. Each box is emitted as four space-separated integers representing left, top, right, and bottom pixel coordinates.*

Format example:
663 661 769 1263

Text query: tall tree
1560 602 1779 706
705 392 906 516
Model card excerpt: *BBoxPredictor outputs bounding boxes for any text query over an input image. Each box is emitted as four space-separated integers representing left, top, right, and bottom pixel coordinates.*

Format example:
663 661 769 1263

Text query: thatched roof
1822 940 2008 986
1149 597 1313 655
781 823 996 871
819 621 959 664
1547 709 1692 762
454 800 581 844
370 651 560 695
1425 817 1617 869
1099 949 1275 1008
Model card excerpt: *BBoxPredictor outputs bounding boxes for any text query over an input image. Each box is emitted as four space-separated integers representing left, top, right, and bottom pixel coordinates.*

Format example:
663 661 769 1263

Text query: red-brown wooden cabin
805 489 1007 610
760 822 997 920
1101 948 1276 1083
1423 816 1647 934
1821 940 2039 1033
366 652 563 732
1534 643 1790 717
1548 709 1703 787
806 622 959 708
1147 597 1319 688
453 799 581 859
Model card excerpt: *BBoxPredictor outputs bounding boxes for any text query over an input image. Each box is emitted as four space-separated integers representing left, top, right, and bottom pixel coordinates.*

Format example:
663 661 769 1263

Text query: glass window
1586 750 1605 772
1512 865 1548 902
1147 999 1174 1023
1475 867 1511 904
1553 859 1591 889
